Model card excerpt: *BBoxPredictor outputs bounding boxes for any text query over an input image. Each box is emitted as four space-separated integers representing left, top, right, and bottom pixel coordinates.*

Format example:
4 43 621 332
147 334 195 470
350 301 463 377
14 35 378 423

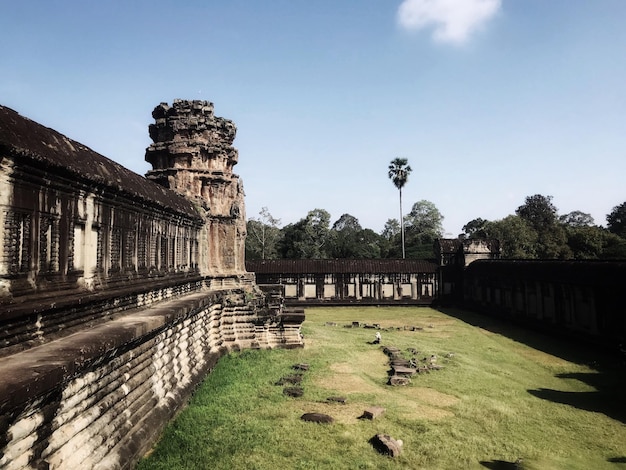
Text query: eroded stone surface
369 434 403 457
361 406 385 420
0 101 305 470
301 413 334 424
145 99 247 276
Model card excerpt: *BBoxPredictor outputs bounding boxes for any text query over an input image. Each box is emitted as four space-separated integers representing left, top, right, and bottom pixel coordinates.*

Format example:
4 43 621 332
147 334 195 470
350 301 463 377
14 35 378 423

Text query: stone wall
463 259 626 346
0 286 303 470
145 100 246 276
0 102 304 469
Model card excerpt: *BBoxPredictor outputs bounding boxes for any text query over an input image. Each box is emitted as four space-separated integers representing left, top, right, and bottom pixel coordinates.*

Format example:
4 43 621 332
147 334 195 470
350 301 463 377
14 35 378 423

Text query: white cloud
397 0 501 45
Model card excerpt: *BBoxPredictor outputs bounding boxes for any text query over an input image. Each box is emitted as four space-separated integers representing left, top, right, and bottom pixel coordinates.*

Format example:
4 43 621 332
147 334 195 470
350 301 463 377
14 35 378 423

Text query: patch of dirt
319 363 381 394
397 386 460 408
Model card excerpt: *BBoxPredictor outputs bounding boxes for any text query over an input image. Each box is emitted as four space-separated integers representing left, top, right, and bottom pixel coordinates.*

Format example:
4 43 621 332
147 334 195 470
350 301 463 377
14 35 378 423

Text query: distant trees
279 209 332 259
388 158 412 258
330 214 383 259
248 197 626 262
402 200 444 259
483 216 538 259
560 211 595 228
463 195 626 260
245 207 282 260
607 202 626 238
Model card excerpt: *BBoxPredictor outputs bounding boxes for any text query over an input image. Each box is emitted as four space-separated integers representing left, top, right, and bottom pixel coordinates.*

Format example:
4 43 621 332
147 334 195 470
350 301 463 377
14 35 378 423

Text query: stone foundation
0 284 303 470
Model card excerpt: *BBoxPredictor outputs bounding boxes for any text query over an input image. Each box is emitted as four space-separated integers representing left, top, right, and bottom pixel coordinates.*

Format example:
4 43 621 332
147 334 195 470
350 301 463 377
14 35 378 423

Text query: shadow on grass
608 456 626 463
528 387 626 424
438 307 626 424
479 459 521 469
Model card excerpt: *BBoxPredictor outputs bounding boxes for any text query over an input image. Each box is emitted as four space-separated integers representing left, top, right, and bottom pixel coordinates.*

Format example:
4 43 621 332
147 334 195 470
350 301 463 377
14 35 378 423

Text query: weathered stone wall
145 100 246 276
463 260 626 345
0 105 205 302
0 286 303 470
0 103 304 469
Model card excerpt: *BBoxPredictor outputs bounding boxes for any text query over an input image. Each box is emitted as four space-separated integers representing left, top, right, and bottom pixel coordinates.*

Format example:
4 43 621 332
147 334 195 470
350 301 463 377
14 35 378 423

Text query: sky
1 0 625 237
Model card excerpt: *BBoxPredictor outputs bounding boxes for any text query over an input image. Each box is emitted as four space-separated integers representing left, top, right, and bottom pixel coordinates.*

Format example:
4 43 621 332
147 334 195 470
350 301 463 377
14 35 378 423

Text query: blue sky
2 0 625 236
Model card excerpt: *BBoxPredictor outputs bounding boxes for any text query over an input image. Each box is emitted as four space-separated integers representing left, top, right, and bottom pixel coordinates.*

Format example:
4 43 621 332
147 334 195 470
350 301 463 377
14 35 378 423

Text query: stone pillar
145 100 247 277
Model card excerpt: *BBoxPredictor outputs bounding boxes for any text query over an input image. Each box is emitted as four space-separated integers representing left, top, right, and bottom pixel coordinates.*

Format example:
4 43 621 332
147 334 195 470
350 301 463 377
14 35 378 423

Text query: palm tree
388 158 412 258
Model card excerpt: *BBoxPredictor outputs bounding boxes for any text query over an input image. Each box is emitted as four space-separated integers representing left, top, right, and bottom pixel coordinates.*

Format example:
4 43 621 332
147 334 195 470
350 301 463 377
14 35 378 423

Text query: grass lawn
137 306 626 470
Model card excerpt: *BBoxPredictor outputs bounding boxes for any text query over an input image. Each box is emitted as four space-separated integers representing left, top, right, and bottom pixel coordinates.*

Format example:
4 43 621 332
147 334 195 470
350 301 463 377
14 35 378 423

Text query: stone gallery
0 100 304 469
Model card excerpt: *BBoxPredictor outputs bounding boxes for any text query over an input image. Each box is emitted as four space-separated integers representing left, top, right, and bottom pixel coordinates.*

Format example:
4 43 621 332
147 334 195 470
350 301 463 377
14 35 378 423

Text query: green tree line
245 197 626 260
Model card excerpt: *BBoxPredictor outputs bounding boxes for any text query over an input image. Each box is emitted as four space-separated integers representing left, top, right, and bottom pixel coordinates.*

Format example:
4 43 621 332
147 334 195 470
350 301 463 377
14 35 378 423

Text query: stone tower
145 99 246 275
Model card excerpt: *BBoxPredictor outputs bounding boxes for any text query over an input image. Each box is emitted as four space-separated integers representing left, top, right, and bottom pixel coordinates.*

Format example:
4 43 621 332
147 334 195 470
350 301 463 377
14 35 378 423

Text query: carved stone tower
145 99 246 276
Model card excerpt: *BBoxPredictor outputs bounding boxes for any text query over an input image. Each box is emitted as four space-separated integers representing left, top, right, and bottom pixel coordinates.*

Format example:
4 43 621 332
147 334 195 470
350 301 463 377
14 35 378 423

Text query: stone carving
146 99 246 275
0 102 304 470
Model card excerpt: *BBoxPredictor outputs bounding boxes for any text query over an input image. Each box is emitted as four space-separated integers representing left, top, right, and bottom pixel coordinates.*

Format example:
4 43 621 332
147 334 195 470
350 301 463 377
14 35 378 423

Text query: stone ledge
0 290 222 414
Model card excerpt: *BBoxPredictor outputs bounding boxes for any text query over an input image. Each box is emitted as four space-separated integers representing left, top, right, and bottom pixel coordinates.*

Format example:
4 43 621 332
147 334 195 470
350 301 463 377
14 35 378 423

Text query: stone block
392 365 417 376
326 396 347 404
361 406 385 420
283 386 304 397
369 434 403 457
388 375 411 386
300 413 334 424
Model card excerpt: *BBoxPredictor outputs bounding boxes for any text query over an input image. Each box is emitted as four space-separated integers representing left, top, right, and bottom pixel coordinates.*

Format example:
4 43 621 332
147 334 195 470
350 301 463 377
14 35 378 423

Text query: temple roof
0 105 202 220
434 239 462 254
246 259 438 274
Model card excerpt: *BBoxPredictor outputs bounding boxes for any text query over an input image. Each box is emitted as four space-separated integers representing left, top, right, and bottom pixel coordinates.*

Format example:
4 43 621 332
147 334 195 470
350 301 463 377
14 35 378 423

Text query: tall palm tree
388 158 412 258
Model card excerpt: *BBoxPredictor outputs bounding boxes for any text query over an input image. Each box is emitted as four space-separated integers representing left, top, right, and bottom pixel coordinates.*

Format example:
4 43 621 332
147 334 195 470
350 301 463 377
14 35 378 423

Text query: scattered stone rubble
383 345 449 385
286 322 457 459
277 363 310 397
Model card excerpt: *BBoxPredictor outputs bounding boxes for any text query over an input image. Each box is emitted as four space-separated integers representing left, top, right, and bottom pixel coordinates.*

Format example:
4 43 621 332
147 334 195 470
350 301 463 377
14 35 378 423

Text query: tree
403 200 444 259
559 211 595 228
332 213 362 232
388 158 412 259
515 194 569 258
601 232 626 258
329 214 386 259
484 216 538 259
404 200 444 237
462 217 489 239
381 219 400 240
565 225 604 259
246 207 281 260
330 214 363 258
516 194 558 229
607 202 626 238
278 209 332 259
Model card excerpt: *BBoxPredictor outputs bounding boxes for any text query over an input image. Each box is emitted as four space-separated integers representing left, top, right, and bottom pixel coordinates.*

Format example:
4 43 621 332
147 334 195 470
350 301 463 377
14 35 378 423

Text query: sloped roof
246 259 438 274
0 105 202 220
434 239 462 254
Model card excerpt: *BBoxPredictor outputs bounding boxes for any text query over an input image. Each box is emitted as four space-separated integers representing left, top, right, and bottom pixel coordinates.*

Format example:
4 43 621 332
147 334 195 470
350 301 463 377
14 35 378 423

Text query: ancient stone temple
145 100 246 275
0 100 303 470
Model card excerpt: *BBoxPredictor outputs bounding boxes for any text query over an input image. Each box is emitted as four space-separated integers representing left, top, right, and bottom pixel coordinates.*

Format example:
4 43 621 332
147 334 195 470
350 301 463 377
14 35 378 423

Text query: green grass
137 307 626 470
